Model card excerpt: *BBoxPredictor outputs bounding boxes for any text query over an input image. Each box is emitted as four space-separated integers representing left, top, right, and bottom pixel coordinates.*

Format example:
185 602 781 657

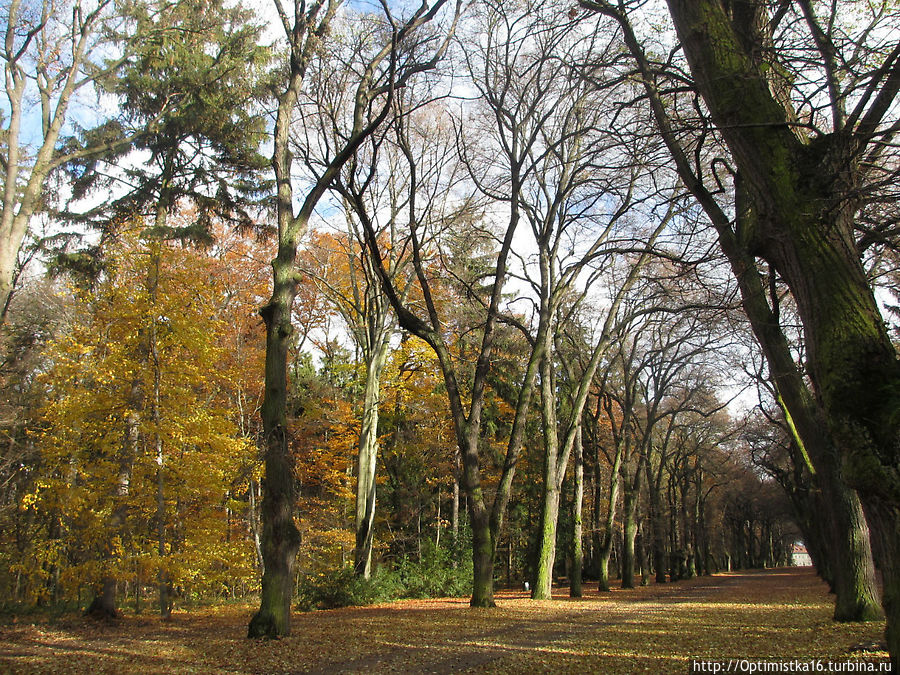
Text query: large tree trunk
533 356 561 600
247 260 302 638
648 489 667 584
470 506 495 607
679 479 695 579
248 2 322 632
620 463 641 589
597 535 614 592
570 427 584 598
762 207 890 628
86 578 119 620
717 198 881 620
599 0 883 625
826 485 879 621
458 422 495 608
645 456 667 584
664 0 894 650
533 483 561 599
354 343 389 577
865 503 900 664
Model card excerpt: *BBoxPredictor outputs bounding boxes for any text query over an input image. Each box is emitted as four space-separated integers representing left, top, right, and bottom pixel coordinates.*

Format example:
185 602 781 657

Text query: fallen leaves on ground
0 568 888 674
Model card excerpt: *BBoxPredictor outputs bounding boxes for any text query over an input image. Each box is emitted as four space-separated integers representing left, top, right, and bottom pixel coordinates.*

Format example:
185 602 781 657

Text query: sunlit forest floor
0 567 889 674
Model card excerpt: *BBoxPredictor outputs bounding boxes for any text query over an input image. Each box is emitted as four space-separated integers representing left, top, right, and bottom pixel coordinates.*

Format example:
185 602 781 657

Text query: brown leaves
0 568 887 674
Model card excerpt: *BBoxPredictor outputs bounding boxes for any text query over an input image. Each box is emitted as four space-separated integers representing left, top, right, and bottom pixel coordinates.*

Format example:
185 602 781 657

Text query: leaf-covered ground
0 568 888 673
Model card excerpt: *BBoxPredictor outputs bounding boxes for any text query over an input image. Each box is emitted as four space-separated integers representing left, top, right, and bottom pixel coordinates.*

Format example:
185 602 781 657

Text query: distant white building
791 543 813 567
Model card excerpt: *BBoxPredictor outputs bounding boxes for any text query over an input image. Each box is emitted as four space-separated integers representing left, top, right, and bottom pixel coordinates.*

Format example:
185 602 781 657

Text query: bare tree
249 0 459 638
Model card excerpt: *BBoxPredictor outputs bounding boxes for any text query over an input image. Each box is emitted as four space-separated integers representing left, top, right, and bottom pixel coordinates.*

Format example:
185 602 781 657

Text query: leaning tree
582 0 900 657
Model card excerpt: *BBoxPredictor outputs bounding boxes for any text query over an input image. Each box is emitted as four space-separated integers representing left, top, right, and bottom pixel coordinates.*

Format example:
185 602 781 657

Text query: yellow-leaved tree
24 224 261 617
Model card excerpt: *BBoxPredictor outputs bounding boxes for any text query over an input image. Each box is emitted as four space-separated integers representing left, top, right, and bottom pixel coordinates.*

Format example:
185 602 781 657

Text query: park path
291 569 869 674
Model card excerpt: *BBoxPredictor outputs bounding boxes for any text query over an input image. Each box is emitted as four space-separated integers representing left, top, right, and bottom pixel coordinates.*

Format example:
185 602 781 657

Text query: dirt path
0 568 888 674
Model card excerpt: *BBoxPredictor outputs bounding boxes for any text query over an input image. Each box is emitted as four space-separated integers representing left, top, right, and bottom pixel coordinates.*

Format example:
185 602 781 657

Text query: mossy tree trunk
533 356 562 600
620 459 643 589
663 0 895 650
721 185 881 619
570 426 584 598
587 0 889 633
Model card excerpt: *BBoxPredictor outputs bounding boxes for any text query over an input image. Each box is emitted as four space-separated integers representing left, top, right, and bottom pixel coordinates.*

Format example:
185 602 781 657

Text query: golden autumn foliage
17 225 268 604
290 377 356 573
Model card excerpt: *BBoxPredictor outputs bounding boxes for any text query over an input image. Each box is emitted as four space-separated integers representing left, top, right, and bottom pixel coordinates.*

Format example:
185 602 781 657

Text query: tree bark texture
354 343 389 577
570 426 584 598
533 357 561 600
620 461 642 589
665 0 894 650
249 79 305 631
248 278 302 638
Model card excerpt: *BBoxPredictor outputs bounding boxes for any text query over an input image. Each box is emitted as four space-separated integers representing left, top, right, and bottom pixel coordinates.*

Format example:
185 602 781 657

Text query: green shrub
396 540 473 599
295 538 473 611
295 566 401 611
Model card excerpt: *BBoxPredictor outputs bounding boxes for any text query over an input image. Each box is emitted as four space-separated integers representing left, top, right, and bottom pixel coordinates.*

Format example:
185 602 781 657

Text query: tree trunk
147 247 171 619
86 578 119 620
533 480 561 599
534 355 561 600
463 423 496 607
156 447 169 618
620 470 639 589
719 216 880 618
570 426 584 598
86 378 140 620
692 478 705 576
592 0 887 626
354 343 389 578
645 457 667 584
826 481 881 621
248 267 302 638
248 479 264 576
620 448 646 590
664 0 894 645
589 464 601 577
597 447 622 592
248 3 321 632
452 452 460 540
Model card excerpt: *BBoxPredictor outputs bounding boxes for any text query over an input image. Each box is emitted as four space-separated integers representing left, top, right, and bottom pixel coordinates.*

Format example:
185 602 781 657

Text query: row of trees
1 215 791 610
1 0 898 665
